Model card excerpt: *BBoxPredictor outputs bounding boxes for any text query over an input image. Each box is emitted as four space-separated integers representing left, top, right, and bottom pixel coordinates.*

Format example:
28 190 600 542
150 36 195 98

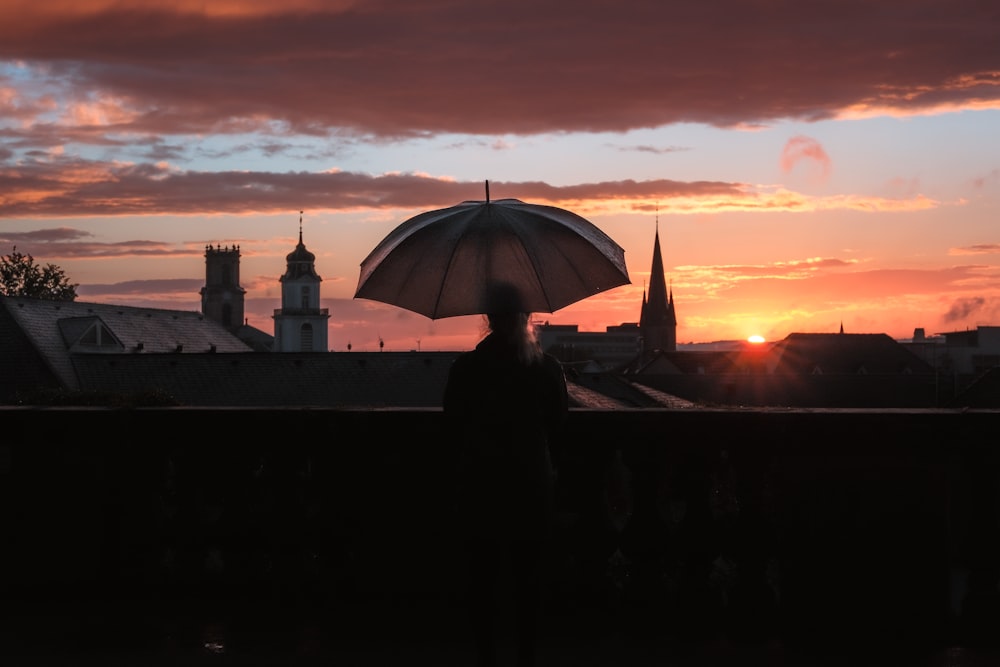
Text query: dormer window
60 316 124 353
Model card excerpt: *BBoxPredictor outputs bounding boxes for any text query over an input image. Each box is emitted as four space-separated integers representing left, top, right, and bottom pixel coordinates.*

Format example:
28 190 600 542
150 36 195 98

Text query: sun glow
748 335 766 344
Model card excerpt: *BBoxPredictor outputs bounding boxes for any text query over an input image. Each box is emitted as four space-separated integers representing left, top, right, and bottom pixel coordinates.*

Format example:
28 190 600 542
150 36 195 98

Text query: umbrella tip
485 179 490 203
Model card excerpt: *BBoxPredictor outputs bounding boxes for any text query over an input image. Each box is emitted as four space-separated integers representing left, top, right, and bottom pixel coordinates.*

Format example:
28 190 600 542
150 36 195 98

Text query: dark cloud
0 232 199 260
77 278 204 297
1 1 997 140
951 243 1000 255
0 227 94 243
972 169 1000 189
615 144 691 155
142 142 187 161
0 157 746 216
944 296 986 322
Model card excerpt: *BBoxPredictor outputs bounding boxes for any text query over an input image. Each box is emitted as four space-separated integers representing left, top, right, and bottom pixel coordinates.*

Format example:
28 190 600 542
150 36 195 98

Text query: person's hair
484 310 543 365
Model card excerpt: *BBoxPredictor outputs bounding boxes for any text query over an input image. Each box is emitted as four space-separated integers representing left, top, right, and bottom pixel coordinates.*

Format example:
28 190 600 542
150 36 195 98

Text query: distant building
537 322 642 371
628 331 938 408
272 214 330 352
903 325 1000 401
935 326 1000 377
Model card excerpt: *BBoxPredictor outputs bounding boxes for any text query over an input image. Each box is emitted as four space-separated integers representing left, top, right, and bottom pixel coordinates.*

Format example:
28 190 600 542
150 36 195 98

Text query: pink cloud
780 135 832 181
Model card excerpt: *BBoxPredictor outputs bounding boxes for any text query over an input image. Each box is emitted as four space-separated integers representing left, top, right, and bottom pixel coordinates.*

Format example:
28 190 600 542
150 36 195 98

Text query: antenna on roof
299 211 304 244
485 180 490 203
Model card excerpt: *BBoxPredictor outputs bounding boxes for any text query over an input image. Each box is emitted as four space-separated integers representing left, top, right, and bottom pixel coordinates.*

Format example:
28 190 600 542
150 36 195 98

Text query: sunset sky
2 0 999 352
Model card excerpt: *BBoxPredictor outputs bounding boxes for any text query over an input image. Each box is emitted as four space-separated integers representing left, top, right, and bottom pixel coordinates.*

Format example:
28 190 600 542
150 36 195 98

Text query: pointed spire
640 212 678 351
840 321 844 334
298 210 304 245
643 221 669 323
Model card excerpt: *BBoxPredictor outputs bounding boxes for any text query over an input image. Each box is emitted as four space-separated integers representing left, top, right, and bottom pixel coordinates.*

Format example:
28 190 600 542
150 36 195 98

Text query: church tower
272 212 330 352
201 244 246 333
639 221 677 354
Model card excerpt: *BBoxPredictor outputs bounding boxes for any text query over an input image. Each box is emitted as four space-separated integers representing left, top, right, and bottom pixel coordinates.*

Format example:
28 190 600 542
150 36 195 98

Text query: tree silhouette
0 246 78 301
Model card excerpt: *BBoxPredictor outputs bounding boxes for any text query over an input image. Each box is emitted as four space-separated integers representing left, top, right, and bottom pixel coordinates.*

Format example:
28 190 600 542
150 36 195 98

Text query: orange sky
2 1 999 350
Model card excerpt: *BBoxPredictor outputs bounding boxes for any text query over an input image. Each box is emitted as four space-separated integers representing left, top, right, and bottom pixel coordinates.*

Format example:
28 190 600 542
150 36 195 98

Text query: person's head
483 283 542 364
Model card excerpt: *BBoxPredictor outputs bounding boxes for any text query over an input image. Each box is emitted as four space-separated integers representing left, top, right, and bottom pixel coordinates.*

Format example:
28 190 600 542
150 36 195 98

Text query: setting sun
748 335 766 344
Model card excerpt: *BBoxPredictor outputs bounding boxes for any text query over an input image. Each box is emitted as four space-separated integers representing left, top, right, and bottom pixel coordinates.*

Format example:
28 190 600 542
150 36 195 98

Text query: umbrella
354 183 631 319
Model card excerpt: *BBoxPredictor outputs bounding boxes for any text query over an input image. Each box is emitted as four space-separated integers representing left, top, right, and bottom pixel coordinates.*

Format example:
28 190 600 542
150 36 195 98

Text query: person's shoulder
541 351 561 365
541 352 565 373
450 347 483 370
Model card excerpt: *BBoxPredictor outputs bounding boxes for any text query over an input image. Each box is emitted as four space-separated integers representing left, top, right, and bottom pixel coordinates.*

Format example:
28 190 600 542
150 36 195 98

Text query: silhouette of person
443 283 569 667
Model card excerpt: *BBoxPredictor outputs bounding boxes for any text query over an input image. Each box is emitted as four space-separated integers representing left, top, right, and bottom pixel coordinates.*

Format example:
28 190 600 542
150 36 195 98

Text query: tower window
301 286 310 309
300 323 314 351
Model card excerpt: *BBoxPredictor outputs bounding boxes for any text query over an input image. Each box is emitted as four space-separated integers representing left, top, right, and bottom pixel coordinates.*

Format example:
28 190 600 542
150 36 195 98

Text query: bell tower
273 212 330 352
201 244 246 333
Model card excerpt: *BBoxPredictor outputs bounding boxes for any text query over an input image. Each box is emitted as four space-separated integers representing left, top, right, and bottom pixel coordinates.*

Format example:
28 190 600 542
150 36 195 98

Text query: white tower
272 212 330 352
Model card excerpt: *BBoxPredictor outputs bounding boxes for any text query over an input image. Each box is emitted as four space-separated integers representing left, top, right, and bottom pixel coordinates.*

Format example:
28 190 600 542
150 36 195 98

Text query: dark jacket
443 333 569 540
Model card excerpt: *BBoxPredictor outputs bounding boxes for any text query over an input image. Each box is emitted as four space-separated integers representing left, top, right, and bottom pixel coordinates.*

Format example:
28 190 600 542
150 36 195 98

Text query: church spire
642 220 670 324
639 210 677 353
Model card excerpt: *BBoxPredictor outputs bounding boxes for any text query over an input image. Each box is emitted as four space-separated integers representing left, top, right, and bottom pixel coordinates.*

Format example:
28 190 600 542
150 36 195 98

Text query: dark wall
635 373 944 407
3 407 999 650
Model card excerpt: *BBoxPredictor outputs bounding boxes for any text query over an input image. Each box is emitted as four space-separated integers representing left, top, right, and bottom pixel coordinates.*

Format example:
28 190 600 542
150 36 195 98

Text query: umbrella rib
428 205 479 319
430 241 462 319
496 205 556 314
523 220 594 313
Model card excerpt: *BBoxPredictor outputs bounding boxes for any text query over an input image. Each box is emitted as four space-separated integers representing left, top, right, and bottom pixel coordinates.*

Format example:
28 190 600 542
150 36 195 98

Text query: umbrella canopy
355 190 630 319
